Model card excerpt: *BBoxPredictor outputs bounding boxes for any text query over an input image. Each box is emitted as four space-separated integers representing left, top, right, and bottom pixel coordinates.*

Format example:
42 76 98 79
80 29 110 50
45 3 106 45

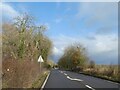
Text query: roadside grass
2 59 47 88
31 71 49 88
82 65 119 83
66 64 119 83
80 71 119 83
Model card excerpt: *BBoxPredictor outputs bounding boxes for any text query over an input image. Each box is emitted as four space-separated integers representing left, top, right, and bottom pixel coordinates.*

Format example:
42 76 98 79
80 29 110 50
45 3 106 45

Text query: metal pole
40 62 41 73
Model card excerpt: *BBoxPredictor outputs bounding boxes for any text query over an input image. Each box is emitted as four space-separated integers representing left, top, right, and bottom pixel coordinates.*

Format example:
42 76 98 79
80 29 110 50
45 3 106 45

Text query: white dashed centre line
85 85 95 90
64 73 68 76
60 71 95 90
67 76 83 82
61 71 63 73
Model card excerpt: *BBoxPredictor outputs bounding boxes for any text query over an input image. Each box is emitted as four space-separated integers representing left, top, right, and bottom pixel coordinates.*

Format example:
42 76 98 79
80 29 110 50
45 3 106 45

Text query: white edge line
85 85 95 90
41 71 50 90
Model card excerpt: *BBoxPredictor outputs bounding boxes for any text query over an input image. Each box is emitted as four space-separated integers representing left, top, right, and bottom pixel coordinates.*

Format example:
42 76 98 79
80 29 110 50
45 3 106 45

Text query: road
44 69 119 90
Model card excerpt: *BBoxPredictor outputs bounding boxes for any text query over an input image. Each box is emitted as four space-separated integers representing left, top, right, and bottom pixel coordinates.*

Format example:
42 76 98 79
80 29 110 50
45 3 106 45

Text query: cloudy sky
1 2 118 64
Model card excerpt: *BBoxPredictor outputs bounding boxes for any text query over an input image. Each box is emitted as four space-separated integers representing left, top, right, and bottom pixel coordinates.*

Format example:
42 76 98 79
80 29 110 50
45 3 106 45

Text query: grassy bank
79 71 120 83
31 71 49 88
77 65 119 83
62 64 119 83
2 59 51 88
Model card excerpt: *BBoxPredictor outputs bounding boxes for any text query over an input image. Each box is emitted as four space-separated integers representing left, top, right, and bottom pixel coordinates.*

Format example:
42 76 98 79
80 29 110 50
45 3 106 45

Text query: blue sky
1 2 118 64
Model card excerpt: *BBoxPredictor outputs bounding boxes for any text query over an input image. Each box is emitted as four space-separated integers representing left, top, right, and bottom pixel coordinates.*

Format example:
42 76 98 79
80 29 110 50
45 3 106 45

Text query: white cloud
52 47 63 56
76 3 118 29
1 3 19 20
86 34 118 56
51 34 118 64
95 35 117 52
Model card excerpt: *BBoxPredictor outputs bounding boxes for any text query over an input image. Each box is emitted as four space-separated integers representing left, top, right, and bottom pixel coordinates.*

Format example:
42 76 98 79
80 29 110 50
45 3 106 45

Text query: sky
1 2 118 64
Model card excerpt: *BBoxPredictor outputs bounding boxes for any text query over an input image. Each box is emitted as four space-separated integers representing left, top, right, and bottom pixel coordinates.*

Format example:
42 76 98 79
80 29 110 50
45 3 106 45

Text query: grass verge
78 72 120 83
31 71 49 88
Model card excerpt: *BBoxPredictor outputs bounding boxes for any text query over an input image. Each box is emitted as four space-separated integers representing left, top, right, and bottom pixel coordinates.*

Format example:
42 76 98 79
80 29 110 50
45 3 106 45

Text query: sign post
38 55 44 73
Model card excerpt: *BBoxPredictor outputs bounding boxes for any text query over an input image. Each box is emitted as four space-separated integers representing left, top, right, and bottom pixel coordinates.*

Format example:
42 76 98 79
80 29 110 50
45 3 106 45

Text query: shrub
2 59 41 88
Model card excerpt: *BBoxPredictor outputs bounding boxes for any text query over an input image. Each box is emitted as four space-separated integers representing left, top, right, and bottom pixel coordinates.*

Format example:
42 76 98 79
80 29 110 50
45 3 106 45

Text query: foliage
31 71 49 88
58 44 88 71
2 14 52 88
58 43 119 82
84 64 119 82
89 60 95 69
2 59 40 88
2 14 52 61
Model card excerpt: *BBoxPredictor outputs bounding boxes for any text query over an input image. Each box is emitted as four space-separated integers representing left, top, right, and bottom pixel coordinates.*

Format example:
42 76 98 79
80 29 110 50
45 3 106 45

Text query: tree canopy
58 44 88 71
2 14 52 62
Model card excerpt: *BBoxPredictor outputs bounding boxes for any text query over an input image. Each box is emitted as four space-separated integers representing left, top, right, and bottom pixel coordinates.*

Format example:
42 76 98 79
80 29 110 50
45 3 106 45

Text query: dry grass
2 58 45 88
83 65 119 82
31 71 49 88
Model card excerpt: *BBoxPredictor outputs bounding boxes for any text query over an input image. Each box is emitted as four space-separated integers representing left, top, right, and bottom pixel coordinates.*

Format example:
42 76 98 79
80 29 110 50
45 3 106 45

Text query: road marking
41 72 50 90
67 76 83 82
61 71 63 73
59 71 63 73
64 73 67 76
85 85 95 90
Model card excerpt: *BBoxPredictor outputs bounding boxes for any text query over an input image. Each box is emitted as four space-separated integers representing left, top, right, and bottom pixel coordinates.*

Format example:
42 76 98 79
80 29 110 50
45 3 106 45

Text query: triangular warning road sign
38 55 44 62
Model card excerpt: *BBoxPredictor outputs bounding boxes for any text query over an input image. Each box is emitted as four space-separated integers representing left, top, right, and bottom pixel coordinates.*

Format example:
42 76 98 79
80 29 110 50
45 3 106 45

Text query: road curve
44 69 119 90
